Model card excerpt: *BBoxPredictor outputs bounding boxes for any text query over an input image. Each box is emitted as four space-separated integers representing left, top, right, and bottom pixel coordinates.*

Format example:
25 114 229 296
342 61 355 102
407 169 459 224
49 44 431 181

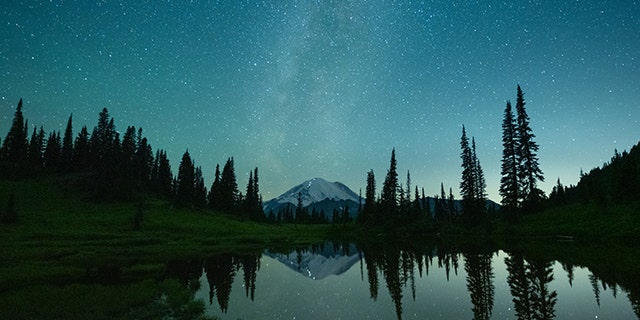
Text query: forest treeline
356 85 546 229
2 84 638 228
0 100 264 222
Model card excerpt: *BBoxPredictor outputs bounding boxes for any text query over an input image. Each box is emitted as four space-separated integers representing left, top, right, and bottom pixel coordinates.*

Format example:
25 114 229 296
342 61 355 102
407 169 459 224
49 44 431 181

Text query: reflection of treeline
0 100 264 219
358 243 497 320
164 252 261 313
159 242 640 319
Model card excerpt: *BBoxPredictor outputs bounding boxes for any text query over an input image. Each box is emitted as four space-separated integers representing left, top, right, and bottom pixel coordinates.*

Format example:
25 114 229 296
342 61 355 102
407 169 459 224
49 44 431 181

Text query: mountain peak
263 178 360 212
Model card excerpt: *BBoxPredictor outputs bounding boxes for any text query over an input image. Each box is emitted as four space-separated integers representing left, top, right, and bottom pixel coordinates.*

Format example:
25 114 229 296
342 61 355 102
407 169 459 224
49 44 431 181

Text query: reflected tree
589 273 601 307
561 262 574 287
382 249 404 320
165 258 203 291
528 259 557 320
237 254 261 301
506 254 557 320
506 254 533 320
464 252 494 320
204 254 236 313
364 252 380 301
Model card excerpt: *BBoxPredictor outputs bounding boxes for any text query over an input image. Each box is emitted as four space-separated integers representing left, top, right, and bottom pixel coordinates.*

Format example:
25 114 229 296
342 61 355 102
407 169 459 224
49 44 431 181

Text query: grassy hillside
0 177 331 319
491 201 640 239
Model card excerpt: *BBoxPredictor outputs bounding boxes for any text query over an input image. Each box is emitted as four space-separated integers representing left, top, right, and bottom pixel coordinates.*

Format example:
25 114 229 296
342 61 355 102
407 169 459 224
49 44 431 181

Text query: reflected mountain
160 242 639 319
265 243 360 280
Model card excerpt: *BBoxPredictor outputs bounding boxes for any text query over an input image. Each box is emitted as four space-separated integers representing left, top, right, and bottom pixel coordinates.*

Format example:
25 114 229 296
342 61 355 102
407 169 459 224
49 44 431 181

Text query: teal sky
2 1 639 201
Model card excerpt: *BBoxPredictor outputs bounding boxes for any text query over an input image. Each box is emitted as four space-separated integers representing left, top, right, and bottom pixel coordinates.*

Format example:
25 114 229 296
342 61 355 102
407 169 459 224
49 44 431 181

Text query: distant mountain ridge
263 177 501 221
263 178 361 219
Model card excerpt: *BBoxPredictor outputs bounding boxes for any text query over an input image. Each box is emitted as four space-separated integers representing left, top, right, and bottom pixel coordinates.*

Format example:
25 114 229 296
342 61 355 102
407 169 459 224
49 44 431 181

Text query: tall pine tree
1 99 28 170
381 148 399 219
208 164 222 210
219 157 239 213
176 150 195 207
460 125 476 213
460 126 487 225
499 101 520 211
515 85 545 207
361 169 376 224
61 114 74 172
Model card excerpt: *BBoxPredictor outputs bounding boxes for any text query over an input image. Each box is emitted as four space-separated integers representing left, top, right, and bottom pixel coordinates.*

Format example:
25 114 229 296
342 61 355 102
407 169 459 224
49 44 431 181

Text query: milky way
2 1 639 201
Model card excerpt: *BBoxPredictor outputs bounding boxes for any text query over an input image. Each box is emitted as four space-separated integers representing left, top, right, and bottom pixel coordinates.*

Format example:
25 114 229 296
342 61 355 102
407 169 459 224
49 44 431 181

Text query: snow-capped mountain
262 177 361 218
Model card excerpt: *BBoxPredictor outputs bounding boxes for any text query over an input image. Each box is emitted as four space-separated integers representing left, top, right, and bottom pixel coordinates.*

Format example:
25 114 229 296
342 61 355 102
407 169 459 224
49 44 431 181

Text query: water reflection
464 252 494 320
162 243 639 319
505 254 558 319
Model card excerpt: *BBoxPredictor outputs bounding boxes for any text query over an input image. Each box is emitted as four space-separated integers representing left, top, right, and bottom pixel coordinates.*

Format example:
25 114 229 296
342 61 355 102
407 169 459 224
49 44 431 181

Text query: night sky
2 1 639 202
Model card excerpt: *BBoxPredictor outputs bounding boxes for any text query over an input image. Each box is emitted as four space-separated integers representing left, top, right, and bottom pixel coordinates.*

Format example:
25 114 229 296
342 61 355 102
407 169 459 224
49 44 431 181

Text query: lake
174 242 639 319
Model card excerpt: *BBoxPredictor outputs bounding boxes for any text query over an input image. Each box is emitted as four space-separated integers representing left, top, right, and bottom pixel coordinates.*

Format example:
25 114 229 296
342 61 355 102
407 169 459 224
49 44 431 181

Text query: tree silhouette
27 126 45 169
515 85 545 208
73 125 90 170
208 164 222 210
464 252 494 320
219 157 239 213
500 101 520 211
528 259 557 319
193 166 207 208
61 114 74 172
242 167 263 220
176 150 195 207
43 131 61 171
1 99 28 176
204 254 236 313
460 126 486 225
152 149 173 198
381 148 399 221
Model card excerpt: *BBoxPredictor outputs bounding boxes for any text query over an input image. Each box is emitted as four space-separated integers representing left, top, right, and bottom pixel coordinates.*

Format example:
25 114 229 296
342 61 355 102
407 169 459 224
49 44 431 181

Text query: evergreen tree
460 126 486 225
90 108 116 164
460 126 476 214
361 169 377 224
448 187 455 223
208 164 222 210
515 85 545 207
242 167 263 220
176 150 195 207
219 157 239 213
472 137 487 207
152 149 173 198
406 171 411 204
193 166 207 208
381 148 399 219
253 168 263 216
412 186 422 217
43 131 62 171
120 126 138 189
73 125 90 170
61 114 74 172
27 126 45 169
135 137 154 186
1 99 28 175
242 171 256 217
499 100 520 211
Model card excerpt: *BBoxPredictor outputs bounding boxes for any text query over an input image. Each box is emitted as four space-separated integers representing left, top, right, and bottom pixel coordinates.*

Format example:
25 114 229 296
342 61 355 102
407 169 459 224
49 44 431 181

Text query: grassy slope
493 202 640 239
0 177 330 319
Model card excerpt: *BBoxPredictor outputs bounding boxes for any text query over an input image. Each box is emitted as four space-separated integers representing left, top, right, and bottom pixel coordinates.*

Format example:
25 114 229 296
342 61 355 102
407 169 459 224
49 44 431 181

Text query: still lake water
186 243 638 320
